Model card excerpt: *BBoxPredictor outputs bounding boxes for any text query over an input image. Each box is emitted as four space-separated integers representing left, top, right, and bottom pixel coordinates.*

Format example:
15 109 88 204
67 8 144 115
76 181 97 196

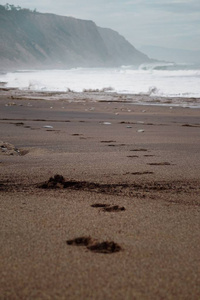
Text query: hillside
0 5 150 70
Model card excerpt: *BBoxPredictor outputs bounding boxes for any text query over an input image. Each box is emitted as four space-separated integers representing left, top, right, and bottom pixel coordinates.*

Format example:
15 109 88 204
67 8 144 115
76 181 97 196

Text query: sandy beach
0 89 200 299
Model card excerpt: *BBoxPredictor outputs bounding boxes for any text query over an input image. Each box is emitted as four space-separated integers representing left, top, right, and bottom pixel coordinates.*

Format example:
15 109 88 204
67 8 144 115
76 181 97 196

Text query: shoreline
1 87 200 108
0 90 200 299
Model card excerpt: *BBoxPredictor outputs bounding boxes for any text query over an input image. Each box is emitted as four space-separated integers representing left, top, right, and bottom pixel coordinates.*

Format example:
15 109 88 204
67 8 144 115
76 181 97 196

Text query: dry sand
0 90 200 299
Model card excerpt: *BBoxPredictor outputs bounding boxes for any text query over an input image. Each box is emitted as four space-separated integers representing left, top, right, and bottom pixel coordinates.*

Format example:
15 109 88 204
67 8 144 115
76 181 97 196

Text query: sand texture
0 90 200 299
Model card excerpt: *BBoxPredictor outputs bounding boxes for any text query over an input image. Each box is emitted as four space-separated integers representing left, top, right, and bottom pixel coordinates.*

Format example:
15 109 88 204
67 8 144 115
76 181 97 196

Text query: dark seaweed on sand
40 174 66 188
39 175 200 207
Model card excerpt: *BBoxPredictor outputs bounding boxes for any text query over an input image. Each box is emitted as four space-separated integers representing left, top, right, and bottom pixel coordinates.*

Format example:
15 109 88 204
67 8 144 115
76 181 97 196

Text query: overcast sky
1 0 200 51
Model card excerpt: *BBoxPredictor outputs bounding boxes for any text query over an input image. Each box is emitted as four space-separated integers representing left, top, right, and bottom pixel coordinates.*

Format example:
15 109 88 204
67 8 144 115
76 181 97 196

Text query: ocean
1 62 200 107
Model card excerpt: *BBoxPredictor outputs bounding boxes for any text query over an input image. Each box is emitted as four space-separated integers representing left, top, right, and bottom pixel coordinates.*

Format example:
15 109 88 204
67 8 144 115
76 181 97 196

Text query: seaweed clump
41 174 66 189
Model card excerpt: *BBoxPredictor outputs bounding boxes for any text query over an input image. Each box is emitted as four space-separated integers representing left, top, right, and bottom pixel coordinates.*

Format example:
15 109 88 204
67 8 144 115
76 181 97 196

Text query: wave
152 63 200 71
1 66 200 102
122 62 200 72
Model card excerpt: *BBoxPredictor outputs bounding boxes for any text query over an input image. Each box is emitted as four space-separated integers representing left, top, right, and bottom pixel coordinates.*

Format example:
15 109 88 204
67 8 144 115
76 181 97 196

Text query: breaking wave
1 63 200 103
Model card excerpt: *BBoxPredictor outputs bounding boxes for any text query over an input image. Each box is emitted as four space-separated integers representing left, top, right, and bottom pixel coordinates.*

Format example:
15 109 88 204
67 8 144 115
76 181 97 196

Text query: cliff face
0 6 150 69
97 27 148 66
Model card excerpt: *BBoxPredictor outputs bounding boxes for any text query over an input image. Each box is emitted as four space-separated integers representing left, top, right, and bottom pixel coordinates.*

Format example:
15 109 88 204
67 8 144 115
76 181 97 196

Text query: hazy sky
1 0 200 51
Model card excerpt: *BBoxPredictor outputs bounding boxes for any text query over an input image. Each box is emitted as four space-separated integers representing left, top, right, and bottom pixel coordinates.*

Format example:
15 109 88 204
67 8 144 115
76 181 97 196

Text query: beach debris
0 141 21 156
137 129 145 133
40 174 65 188
5 102 16 106
126 126 132 128
102 122 112 125
43 125 53 129
39 175 198 205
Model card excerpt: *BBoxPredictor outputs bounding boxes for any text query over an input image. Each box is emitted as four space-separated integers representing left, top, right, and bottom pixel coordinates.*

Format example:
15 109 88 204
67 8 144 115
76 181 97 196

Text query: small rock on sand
0 141 20 156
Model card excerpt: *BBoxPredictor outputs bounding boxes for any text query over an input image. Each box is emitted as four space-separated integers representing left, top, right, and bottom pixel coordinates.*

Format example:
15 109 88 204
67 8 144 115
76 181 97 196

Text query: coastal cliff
0 5 150 69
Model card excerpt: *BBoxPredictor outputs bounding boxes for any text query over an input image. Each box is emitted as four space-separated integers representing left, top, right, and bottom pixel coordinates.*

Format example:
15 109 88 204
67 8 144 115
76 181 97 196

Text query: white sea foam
1 63 200 106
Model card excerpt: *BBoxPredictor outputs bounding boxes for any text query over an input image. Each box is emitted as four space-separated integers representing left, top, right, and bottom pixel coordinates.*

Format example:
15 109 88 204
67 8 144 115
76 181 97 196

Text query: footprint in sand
103 205 125 212
67 236 94 246
100 140 116 144
124 171 153 175
148 162 173 166
108 144 126 147
130 149 148 152
91 203 125 212
67 236 122 254
91 203 109 208
15 122 24 126
182 124 200 128
87 241 121 254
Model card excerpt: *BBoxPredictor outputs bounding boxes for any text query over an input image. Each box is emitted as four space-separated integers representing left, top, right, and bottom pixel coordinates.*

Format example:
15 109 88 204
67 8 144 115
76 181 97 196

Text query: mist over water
1 62 200 106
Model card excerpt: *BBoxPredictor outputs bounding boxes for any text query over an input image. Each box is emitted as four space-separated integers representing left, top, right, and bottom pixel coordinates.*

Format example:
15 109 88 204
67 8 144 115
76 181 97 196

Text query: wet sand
0 90 200 299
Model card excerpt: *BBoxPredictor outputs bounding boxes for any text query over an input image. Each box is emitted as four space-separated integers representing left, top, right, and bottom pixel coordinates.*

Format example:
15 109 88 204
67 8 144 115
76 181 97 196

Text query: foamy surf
1 63 200 107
